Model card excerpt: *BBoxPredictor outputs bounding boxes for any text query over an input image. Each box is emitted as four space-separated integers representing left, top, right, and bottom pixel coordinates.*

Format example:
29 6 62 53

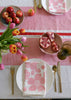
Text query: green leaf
22 45 29 47
0 23 17 41
0 51 2 63
0 23 10 40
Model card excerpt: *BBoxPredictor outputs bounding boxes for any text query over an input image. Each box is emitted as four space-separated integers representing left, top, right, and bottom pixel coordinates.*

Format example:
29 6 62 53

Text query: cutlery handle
39 0 41 5
11 74 14 95
58 74 62 92
54 72 57 92
34 0 37 12
57 61 62 93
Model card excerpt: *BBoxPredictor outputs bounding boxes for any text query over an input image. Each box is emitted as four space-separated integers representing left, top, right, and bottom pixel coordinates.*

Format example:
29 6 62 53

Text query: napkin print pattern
23 62 46 95
49 0 66 13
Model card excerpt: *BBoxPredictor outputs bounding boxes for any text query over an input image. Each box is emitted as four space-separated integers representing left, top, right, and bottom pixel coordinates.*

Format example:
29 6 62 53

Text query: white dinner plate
41 0 71 15
16 58 53 93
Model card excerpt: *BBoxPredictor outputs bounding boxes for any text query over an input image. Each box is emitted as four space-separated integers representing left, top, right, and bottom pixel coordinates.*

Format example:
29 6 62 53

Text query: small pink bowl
39 33 62 54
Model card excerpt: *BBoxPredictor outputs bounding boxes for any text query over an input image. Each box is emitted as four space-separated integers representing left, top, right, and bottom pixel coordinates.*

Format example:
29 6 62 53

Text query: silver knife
57 61 62 93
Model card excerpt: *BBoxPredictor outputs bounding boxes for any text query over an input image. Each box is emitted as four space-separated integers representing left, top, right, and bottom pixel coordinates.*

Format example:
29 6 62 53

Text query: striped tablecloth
0 0 71 99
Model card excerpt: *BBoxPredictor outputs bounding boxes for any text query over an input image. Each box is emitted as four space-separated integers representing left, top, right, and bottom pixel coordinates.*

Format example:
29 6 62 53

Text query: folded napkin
49 0 66 14
22 62 46 96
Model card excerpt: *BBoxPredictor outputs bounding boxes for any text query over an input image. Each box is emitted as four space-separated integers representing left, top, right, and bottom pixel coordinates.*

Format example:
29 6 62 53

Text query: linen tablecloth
0 0 71 99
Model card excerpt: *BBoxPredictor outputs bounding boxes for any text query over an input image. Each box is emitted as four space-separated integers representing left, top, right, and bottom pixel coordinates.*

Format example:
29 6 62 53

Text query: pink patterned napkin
49 0 66 13
23 62 46 96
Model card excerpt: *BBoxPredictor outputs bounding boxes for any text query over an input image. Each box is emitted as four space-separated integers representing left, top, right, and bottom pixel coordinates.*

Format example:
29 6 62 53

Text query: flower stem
0 50 2 64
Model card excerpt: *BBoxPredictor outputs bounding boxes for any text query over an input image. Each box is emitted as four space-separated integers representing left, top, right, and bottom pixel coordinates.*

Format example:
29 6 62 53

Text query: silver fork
10 66 15 95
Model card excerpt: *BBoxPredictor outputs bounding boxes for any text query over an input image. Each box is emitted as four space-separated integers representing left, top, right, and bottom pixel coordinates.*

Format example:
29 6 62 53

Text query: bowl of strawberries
39 32 62 54
0 6 24 26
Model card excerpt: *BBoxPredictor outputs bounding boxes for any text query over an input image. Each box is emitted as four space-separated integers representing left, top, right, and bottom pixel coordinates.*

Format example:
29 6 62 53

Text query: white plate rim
16 58 53 94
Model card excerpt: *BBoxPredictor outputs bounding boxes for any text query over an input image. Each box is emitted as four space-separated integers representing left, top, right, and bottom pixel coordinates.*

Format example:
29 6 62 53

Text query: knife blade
57 61 62 93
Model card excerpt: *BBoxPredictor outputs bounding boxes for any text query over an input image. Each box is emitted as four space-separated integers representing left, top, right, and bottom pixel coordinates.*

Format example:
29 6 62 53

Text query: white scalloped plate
16 58 53 94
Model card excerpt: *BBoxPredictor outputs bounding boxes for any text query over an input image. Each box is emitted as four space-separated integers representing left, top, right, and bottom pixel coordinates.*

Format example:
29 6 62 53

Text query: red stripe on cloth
0 32 3 35
0 32 71 36
57 33 71 36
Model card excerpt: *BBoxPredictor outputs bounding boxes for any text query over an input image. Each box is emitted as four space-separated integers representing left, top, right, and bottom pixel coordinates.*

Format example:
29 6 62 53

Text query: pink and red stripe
0 32 71 36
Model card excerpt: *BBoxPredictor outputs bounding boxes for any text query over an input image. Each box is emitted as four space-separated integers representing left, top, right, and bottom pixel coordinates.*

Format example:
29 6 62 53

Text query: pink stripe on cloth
2 38 71 66
0 7 71 30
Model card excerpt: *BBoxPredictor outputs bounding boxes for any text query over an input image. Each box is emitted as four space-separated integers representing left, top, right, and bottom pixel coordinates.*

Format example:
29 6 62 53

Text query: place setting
16 60 63 97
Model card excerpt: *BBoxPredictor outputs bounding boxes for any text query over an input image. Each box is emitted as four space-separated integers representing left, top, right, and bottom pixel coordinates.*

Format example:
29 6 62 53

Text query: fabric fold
22 62 46 96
